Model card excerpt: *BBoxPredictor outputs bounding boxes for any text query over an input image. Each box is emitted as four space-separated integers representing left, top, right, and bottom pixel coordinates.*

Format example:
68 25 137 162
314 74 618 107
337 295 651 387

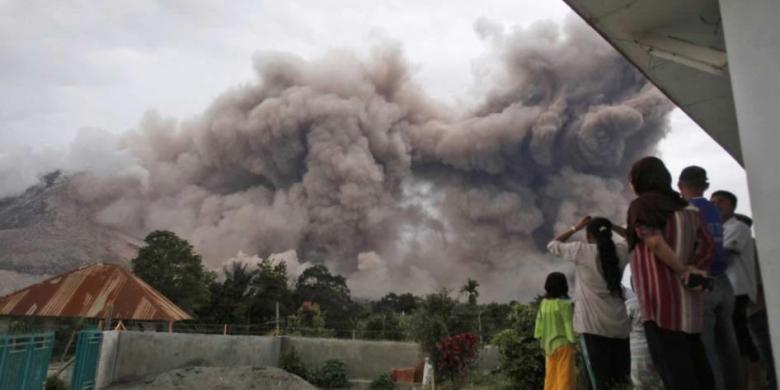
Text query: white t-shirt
547 239 631 338
723 217 757 301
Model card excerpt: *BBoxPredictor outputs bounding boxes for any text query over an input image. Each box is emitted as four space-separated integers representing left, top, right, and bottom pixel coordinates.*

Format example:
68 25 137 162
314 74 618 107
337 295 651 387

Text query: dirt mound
107 366 317 390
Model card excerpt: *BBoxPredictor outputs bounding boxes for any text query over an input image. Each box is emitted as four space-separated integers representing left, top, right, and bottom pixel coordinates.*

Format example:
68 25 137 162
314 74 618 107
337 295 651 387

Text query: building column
719 0 780 378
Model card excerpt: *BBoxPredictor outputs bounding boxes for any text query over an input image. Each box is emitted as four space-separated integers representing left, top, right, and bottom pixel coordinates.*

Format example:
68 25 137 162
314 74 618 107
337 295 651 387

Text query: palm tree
460 278 480 306
221 262 256 322
224 262 254 299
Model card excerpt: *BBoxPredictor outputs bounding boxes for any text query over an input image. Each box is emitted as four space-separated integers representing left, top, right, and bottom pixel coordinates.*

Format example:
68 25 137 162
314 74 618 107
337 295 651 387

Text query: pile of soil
106 366 318 390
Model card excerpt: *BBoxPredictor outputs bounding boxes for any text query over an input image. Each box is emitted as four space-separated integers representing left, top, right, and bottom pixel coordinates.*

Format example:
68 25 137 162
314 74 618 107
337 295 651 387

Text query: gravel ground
105 366 318 390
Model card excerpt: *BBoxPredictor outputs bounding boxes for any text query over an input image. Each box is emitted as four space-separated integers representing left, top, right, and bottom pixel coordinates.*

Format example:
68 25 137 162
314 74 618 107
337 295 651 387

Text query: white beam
634 34 728 76
719 0 780 380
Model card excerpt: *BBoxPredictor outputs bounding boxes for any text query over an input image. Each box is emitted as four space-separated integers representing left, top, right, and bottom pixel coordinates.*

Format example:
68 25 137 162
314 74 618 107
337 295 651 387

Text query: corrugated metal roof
0 264 191 322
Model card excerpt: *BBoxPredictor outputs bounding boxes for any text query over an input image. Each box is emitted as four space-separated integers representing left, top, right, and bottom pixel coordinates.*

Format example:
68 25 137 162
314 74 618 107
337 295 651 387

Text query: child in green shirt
535 272 576 390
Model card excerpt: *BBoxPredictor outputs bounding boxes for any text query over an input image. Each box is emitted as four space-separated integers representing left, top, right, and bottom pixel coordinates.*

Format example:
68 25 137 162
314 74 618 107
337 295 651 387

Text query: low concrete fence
96 331 280 388
95 331 500 388
281 337 423 380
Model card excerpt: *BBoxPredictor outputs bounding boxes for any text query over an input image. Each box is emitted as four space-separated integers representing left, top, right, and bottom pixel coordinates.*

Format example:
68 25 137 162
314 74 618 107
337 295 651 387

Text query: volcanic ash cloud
44 17 672 301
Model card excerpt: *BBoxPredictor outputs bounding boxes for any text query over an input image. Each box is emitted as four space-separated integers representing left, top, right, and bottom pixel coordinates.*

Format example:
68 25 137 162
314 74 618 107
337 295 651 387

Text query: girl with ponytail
547 215 631 390
587 217 624 300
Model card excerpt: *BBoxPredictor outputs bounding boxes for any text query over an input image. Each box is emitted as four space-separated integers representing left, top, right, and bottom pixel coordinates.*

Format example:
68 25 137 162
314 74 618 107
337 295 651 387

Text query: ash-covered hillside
0 171 141 295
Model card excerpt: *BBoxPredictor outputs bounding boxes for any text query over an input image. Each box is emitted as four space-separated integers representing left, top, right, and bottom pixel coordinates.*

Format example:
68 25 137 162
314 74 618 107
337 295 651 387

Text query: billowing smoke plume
9 18 674 301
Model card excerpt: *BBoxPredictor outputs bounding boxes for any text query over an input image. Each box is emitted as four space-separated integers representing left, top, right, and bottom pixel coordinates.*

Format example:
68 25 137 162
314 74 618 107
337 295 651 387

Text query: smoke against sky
0 0 751 214
2 17 673 301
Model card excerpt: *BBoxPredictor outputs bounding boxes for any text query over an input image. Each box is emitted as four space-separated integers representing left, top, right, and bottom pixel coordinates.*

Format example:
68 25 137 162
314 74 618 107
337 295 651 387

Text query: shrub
358 313 404 341
279 347 309 381
369 373 396 390
491 304 545 389
435 332 480 383
412 314 449 354
312 359 349 389
45 376 68 390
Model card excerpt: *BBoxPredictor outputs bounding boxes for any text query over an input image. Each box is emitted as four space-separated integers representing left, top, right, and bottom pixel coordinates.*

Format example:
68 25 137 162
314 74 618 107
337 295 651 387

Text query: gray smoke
10 18 674 301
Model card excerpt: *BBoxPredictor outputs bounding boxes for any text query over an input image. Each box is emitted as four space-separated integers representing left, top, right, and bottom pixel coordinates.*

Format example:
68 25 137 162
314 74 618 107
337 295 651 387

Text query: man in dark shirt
678 166 741 390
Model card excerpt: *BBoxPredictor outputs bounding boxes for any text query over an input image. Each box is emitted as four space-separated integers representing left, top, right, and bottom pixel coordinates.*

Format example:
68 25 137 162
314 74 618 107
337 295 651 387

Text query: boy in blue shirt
678 165 741 390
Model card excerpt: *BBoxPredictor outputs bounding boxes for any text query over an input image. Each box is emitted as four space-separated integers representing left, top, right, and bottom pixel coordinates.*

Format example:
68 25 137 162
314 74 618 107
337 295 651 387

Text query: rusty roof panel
0 264 191 322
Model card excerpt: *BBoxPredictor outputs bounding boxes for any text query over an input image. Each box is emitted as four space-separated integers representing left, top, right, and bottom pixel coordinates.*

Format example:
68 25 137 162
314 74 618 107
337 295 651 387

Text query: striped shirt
631 205 714 334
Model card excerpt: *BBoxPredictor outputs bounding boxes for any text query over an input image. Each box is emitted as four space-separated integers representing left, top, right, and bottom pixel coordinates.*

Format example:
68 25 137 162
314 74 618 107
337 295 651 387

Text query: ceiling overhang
563 0 742 164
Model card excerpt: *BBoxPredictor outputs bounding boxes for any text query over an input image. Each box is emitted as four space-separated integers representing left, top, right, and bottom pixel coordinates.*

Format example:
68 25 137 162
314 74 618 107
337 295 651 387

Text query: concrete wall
476 345 499 372
95 331 501 388
97 331 280 387
95 331 120 389
282 337 423 380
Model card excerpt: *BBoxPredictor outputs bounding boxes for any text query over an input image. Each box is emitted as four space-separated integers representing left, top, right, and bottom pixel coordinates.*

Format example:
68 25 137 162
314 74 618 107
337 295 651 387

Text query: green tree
197 261 256 323
132 230 214 314
460 278 480 306
287 302 333 337
410 289 457 354
492 303 545 389
294 264 356 337
373 292 419 314
480 302 514 342
357 312 404 341
242 259 293 326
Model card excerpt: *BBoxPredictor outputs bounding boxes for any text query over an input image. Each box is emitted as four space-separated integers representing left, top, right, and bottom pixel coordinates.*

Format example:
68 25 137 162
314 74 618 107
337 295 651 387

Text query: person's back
627 157 715 390
713 191 760 368
688 198 726 275
535 298 575 354
631 204 713 333
547 217 630 389
679 166 741 390
534 272 576 390
723 217 757 302
547 239 630 339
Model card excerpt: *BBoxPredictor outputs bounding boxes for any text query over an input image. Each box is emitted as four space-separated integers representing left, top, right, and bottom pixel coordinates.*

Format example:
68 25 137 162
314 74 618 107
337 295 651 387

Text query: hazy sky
0 0 751 214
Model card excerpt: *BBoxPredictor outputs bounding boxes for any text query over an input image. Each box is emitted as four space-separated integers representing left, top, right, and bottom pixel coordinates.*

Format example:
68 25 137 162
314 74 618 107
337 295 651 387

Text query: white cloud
0 0 748 210
0 0 569 149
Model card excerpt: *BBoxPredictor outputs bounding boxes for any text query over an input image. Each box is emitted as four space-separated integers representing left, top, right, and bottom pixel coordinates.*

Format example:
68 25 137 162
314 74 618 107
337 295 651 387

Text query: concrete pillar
719 0 780 378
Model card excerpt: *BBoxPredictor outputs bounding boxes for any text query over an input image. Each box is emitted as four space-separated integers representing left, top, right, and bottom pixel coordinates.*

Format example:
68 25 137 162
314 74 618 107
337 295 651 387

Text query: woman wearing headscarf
625 157 715 390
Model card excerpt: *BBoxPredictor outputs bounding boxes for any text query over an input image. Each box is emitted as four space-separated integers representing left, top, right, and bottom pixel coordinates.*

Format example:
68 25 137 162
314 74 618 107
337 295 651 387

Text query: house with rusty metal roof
0 263 191 328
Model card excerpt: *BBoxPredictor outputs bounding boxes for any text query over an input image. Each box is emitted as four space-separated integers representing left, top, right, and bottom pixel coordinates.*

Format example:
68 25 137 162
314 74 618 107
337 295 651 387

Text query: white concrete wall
94 332 500 388
95 331 120 389
96 331 281 388
719 0 780 378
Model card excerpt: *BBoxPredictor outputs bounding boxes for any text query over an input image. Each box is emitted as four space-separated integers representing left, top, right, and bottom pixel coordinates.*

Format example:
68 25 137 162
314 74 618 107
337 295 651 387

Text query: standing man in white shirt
711 190 760 384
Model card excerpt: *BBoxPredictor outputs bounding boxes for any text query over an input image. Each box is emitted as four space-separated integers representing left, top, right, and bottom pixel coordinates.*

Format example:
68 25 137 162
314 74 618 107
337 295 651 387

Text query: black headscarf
626 157 688 250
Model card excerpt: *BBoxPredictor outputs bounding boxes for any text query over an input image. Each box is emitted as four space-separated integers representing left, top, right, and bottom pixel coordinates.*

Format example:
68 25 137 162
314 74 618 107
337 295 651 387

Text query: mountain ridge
0 171 141 295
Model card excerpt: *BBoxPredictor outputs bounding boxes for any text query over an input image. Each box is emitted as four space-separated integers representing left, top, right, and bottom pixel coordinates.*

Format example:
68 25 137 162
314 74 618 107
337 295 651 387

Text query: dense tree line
131 230 521 343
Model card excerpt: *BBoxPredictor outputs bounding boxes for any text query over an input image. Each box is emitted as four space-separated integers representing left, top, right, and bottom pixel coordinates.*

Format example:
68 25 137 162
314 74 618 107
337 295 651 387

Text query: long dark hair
587 217 624 299
544 272 569 299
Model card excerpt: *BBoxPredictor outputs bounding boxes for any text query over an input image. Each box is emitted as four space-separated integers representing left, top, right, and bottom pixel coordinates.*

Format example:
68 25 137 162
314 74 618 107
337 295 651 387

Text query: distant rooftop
0 263 191 322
